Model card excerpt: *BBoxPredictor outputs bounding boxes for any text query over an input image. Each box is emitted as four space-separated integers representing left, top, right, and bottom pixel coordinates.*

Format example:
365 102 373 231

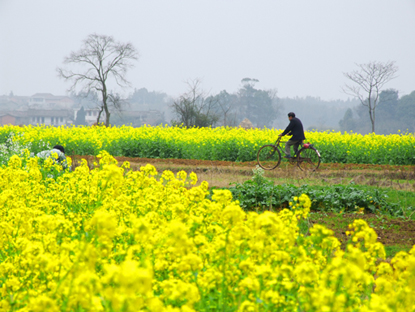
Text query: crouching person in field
36 144 69 170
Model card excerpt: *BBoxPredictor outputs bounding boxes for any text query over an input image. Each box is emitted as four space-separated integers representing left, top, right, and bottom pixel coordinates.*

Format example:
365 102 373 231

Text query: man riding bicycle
278 112 305 159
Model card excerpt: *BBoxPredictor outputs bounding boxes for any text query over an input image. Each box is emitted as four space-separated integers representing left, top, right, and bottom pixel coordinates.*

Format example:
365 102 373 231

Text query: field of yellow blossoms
0 150 414 311
0 125 414 165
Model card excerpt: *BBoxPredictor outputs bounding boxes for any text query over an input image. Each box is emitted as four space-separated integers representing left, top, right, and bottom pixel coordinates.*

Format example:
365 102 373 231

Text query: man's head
288 112 295 120
53 145 65 154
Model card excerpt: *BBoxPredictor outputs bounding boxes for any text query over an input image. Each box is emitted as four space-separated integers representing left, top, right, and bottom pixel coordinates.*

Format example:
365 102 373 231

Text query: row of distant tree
58 33 410 134
71 91 168 127
169 79 362 131
340 89 415 134
170 78 279 128
74 85 415 135
70 78 280 128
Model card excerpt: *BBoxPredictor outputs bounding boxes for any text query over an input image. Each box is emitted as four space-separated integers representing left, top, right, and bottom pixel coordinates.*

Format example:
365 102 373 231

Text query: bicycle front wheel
257 145 281 170
297 147 321 171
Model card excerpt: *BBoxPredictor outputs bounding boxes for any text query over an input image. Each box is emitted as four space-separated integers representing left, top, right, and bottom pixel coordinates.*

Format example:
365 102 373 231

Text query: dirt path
72 155 415 171
71 155 415 188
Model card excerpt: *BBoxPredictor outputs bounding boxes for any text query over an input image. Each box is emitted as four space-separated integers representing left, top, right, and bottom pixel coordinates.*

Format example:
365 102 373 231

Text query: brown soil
71 155 258 167
71 155 415 172
310 213 415 251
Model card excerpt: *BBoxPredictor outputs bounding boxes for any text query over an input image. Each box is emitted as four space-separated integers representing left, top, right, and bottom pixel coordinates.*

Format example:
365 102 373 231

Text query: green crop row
225 176 414 218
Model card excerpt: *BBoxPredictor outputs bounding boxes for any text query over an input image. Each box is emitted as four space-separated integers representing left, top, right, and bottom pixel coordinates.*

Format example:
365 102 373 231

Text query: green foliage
237 78 277 127
228 178 413 217
384 245 411 258
75 106 87 126
339 108 356 132
171 96 219 128
0 133 35 165
171 80 219 128
251 165 267 186
339 89 415 135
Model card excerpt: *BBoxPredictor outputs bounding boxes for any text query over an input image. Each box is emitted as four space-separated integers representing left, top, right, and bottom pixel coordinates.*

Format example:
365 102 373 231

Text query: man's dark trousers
285 139 301 157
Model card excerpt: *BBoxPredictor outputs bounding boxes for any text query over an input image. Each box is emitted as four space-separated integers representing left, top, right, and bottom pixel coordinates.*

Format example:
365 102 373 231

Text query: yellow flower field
0 151 414 311
0 125 414 164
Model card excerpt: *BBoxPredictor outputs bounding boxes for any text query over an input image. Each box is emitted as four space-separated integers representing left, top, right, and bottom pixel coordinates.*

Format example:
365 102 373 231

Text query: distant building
85 108 103 125
0 95 30 110
238 118 254 129
74 108 106 125
27 109 73 126
74 108 163 126
0 111 27 126
0 92 163 127
28 93 75 110
0 110 73 126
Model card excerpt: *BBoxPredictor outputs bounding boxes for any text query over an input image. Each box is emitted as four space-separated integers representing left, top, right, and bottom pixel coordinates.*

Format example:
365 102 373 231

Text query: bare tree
171 79 219 127
343 61 398 133
58 34 138 126
214 90 238 127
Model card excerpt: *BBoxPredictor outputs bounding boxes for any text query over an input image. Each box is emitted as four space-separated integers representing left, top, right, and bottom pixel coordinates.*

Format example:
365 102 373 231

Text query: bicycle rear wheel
257 145 281 170
297 147 321 171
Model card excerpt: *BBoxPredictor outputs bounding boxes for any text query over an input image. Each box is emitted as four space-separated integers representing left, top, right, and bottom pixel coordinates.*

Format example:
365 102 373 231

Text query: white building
74 108 107 125
27 110 73 126
28 93 75 110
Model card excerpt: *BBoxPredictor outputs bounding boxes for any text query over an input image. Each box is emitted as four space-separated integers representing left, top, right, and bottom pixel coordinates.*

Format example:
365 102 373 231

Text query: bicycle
257 137 321 171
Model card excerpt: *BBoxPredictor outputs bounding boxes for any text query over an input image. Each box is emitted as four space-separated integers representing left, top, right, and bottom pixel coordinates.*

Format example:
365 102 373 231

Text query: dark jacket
281 117 306 141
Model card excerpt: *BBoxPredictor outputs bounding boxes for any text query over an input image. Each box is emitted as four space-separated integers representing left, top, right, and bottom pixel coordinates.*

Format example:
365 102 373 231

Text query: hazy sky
1 0 414 100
